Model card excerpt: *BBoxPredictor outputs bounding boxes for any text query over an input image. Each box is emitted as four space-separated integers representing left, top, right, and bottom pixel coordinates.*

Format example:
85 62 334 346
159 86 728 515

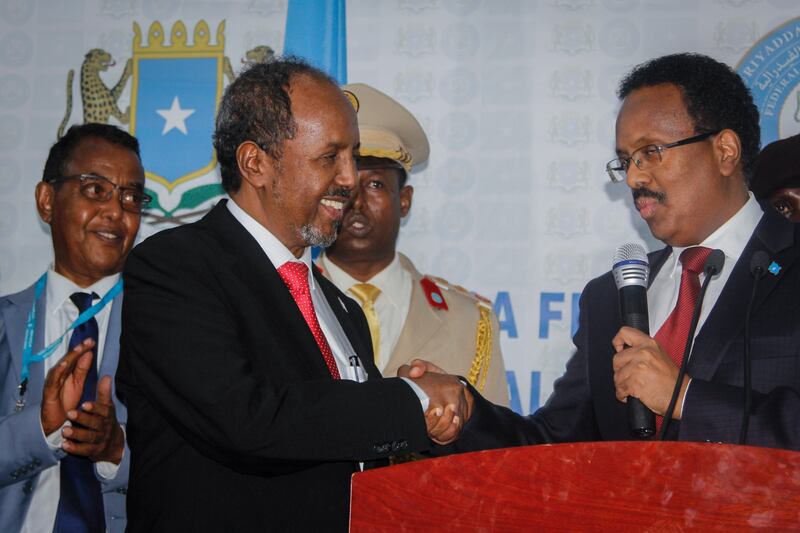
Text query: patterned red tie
277 261 341 379
653 246 712 430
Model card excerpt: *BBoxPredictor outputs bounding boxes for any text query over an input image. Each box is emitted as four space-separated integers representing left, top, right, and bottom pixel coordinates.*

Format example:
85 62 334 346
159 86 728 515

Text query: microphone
659 249 725 439
612 243 655 437
740 250 769 445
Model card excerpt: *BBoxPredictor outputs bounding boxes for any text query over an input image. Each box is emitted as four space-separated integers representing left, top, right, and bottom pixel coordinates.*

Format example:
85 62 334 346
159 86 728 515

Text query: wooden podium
350 442 800 531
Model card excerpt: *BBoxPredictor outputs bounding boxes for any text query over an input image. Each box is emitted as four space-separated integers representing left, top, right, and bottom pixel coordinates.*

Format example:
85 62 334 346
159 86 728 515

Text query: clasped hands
397 360 472 445
40 339 125 464
612 326 690 419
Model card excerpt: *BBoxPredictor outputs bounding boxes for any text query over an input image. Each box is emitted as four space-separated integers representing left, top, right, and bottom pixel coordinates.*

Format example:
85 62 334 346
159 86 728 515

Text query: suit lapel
313 269 381 379
206 202 331 379
99 292 123 407
647 247 672 288
689 210 798 380
2 283 46 405
99 293 122 377
591 246 670 439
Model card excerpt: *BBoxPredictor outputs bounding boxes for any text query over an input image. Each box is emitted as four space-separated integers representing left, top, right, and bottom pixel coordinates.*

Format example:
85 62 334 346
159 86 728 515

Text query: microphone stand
740 251 769 444
659 251 723 440
739 280 758 445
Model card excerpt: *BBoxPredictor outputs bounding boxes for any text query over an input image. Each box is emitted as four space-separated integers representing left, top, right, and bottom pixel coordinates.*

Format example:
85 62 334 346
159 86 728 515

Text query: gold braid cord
467 306 493 392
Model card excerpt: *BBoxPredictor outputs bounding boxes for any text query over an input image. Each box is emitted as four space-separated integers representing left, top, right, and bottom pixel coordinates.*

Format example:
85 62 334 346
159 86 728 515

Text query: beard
271 169 351 249
295 184 351 248
298 219 340 248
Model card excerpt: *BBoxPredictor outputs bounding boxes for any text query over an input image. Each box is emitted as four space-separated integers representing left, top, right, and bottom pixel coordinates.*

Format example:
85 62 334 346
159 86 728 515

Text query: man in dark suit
409 52 800 452
116 59 470 532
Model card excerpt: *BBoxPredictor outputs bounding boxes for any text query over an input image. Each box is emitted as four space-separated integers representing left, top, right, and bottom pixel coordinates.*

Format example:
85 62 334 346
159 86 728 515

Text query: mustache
632 187 666 204
326 186 351 199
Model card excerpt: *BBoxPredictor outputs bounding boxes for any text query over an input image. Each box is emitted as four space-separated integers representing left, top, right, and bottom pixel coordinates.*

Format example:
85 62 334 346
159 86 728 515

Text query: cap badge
342 89 359 112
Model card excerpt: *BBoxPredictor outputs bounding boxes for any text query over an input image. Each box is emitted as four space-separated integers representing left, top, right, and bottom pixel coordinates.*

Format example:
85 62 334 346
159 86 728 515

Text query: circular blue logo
737 17 800 146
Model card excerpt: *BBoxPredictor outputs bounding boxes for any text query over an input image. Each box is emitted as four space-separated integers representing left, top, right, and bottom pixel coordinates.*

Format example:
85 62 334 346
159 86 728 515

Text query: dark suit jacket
116 201 429 532
447 208 800 452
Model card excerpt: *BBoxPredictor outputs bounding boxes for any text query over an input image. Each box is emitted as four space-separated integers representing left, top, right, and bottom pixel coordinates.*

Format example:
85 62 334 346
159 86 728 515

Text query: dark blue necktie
53 292 106 533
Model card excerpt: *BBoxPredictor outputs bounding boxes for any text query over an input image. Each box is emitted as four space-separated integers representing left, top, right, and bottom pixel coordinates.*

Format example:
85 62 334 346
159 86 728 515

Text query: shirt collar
45 266 121 316
320 252 405 307
665 191 764 278
226 198 316 288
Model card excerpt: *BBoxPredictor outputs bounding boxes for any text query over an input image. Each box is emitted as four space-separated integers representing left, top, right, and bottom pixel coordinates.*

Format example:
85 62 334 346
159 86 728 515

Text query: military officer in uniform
318 83 509 406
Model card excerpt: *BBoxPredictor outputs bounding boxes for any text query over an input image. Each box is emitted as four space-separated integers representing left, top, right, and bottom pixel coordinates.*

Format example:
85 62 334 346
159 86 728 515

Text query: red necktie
653 246 712 430
277 261 341 379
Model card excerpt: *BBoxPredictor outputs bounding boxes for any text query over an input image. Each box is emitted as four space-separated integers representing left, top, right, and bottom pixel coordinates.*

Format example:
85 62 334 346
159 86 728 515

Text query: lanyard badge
15 272 122 411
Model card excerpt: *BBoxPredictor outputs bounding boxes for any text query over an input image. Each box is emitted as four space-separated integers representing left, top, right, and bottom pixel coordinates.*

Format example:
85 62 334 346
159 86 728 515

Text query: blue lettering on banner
493 291 518 339
571 292 581 337
529 371 541 414
539 292 564 338
506 370 542 415
507 370 522 414
539 292 581 338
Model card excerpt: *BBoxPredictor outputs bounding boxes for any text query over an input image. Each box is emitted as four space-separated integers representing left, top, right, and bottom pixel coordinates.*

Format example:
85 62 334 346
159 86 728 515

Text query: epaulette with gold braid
428 275 493 309
426 275 494 392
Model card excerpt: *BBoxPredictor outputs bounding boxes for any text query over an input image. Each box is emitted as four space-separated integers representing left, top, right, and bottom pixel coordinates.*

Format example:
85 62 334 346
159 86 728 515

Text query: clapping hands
40 339 125 464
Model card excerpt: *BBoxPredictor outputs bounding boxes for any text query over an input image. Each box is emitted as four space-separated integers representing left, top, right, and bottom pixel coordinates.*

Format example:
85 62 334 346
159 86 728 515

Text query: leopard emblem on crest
58 49 133 138
58 45 273 139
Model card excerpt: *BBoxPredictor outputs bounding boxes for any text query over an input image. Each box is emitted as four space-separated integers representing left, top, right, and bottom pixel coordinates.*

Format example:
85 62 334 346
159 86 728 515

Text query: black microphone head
612 243 649 289
703 249 725 276
750 250 770 279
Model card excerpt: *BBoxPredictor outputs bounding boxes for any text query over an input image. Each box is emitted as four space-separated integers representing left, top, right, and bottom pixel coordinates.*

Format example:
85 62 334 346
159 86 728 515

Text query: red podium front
350 442 800 531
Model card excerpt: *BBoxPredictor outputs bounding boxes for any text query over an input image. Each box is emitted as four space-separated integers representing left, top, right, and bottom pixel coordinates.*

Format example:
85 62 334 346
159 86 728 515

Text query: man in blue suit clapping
0 123 147 532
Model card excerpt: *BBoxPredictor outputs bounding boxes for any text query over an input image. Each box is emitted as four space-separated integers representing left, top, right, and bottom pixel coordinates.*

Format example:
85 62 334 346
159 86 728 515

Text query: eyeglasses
605 130 720 183
47 173 152 213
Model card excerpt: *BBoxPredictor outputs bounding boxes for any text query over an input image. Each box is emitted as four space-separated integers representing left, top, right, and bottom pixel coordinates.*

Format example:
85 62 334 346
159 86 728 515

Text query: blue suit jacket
0 281 130 532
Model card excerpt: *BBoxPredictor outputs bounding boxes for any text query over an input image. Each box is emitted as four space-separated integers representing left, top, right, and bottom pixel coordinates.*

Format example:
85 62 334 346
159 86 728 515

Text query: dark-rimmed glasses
47 173 152 213
605 130 720 183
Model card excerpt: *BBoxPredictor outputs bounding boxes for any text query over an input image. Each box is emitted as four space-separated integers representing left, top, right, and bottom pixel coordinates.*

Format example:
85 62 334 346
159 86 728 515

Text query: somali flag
283 0 347 84
284 0 348 259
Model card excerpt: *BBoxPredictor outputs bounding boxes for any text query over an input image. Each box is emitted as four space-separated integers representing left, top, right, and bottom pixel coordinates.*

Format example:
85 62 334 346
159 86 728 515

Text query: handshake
397 360 473 445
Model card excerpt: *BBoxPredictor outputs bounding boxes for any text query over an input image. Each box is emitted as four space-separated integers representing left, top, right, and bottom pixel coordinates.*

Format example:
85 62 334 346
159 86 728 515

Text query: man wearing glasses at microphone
411 52 800 452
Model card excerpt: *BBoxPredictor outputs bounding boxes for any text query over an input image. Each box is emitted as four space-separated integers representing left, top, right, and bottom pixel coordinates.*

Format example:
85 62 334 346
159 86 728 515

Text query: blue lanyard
16 272 123 409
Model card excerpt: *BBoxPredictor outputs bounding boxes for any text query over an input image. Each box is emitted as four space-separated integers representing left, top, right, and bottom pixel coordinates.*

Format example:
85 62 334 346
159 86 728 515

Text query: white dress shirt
226 200 429 409
318 252 412 372
23 267 121 533
227 200 367 381
647 192 764 411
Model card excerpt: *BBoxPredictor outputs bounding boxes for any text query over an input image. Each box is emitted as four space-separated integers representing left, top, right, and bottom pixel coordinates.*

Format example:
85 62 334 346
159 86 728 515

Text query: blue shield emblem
132 57 219 188
130 20 224 200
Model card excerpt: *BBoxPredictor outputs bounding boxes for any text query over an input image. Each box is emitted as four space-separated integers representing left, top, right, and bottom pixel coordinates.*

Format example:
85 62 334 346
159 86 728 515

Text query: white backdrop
1 0 798 414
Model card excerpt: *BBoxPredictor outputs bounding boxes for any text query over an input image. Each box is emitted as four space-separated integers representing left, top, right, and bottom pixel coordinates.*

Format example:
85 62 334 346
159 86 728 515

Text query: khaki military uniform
320 253 509 406
330 83 508 406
